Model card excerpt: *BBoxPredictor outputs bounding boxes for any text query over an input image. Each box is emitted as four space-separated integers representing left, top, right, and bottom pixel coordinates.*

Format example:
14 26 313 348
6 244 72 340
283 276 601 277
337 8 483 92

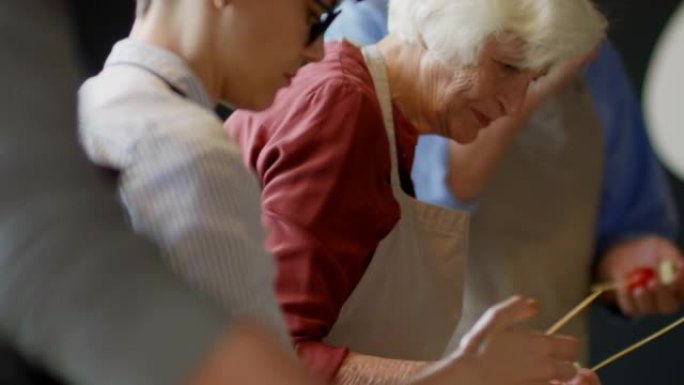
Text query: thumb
567 368 602 385
460 296 539 352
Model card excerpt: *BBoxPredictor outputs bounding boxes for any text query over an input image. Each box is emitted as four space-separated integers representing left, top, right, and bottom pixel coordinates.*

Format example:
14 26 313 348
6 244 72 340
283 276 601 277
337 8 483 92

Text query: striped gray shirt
78 39 288 341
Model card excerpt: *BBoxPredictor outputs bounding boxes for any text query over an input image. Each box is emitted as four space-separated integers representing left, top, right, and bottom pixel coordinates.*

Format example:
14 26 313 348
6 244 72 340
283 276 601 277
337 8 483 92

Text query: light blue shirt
326 0 680 254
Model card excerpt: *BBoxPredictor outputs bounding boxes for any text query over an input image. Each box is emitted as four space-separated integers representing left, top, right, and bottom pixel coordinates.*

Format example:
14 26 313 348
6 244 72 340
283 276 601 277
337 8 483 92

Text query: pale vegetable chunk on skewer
658 259 677 285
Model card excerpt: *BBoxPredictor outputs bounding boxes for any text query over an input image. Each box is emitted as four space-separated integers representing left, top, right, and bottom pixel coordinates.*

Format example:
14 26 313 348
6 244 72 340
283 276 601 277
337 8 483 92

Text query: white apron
447 77 604 365
324 45 469 360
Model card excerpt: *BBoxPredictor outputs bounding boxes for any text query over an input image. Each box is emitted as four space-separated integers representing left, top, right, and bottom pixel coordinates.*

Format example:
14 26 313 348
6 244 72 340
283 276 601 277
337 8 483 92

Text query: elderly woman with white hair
226 0 606 384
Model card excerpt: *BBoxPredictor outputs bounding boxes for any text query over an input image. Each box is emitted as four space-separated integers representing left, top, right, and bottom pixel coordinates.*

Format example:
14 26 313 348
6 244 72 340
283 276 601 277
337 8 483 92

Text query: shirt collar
105 38 214 110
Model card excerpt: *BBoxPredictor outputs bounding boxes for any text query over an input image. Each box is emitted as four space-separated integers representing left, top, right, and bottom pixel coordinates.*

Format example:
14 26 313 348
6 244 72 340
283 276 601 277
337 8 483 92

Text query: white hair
388 0 607 70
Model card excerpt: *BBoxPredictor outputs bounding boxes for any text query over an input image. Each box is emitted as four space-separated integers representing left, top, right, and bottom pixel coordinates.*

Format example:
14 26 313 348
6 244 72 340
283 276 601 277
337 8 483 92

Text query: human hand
596 236 684 316
565 368 602 385
188 322 322 385
414 296 579 385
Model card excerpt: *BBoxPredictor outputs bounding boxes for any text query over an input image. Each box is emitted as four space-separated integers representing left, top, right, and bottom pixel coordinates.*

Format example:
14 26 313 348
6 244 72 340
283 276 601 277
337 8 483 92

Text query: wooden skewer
590 281 619 292
591 261 676 293
592 315 684 371
546 289 605 335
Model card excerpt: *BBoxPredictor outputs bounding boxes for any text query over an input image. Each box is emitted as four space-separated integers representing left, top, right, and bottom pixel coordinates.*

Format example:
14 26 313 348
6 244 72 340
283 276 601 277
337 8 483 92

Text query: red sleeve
226 78 399 380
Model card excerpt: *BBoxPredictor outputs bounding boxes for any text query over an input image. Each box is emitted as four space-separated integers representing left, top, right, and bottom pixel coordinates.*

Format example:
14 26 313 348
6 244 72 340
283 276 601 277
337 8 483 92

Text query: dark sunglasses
307 0 342 45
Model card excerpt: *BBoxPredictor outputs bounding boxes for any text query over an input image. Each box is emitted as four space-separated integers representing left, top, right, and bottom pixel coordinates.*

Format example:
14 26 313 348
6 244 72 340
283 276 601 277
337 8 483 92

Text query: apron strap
361 45 403 197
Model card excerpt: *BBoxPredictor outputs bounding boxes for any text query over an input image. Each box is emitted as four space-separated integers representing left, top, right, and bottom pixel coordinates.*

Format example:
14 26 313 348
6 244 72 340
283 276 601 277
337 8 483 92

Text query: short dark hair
136 0 152 16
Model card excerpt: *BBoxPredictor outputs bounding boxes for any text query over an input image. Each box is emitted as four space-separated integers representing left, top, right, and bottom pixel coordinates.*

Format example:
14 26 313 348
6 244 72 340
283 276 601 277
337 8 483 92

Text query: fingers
551 360 578 382
632 286 657 314
483 296 540 331
652 239 684 303
529 361 577 383
525 332 578 360
567 369 602 385
548 335 579 361
617 280 681 316
527 334 578 382
616 286 638 316
456 298 583 385
596 237 684 316
669 258 684 298
460 296 538 352
650 280 680 315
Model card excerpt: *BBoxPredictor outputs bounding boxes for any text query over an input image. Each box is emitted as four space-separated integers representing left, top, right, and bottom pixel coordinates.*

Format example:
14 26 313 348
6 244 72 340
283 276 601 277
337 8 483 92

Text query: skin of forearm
447 59 590 202
333 352 430 385
447 112 529 202
188 323 317 385
405 355 475 385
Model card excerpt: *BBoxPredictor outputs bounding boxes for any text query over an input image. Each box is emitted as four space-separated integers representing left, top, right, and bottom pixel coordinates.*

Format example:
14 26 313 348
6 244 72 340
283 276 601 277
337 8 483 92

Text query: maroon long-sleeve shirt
226 41 418 380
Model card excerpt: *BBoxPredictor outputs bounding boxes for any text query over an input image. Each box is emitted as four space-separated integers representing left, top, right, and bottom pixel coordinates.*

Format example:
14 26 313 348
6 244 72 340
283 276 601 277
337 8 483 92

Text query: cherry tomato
626 267 656 290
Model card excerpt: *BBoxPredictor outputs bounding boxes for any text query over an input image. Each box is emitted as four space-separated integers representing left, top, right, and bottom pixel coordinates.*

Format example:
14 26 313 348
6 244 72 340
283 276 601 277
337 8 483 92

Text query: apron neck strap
361 44 403 195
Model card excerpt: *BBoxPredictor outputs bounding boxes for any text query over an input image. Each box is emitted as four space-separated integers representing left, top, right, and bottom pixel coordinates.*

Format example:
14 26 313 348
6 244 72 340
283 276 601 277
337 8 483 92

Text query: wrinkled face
419 36 540 143
212 0 335 110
